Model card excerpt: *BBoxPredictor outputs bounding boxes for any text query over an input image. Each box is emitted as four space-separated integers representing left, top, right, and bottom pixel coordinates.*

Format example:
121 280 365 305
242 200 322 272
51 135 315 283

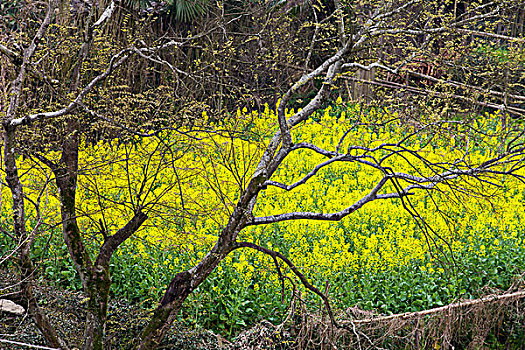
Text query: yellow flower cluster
4 104 524 289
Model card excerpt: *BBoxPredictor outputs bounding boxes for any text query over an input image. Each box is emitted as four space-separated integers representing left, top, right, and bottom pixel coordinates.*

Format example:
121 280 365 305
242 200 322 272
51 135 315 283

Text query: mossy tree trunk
138 243 234 349
51 138 148 350
83 266 111 350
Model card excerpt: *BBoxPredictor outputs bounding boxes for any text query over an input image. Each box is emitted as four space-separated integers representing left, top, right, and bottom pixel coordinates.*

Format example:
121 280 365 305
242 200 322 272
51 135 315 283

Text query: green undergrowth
2 221 525 340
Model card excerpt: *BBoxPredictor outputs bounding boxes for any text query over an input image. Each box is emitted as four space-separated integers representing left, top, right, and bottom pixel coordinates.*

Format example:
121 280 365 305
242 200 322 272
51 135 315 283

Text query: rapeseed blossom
4 104 524 291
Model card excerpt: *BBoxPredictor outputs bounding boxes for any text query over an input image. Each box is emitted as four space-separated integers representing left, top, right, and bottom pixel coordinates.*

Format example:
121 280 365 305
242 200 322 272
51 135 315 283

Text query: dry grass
233 278 525 350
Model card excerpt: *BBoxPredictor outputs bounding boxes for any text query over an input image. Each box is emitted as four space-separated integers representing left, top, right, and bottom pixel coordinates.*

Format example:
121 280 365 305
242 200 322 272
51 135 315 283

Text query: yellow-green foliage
5 103 524 290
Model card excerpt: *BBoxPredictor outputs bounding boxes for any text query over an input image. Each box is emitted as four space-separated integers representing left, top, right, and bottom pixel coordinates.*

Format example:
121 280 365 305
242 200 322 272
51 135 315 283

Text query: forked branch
233 241 338 327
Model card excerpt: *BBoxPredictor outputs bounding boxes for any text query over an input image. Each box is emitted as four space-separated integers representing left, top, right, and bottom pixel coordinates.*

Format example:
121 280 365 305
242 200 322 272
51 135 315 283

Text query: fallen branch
350 290 525 324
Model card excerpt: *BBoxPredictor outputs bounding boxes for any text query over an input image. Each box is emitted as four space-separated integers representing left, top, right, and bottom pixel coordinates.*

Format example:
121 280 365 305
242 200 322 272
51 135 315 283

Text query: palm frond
166 0 210 22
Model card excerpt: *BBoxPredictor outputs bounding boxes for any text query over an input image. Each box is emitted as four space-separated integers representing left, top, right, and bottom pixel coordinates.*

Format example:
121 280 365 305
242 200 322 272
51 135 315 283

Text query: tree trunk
138 276 190 350
83 266 112 350
52 126 107 350
53 128 93 289
4 126 69 350
139 241 235 349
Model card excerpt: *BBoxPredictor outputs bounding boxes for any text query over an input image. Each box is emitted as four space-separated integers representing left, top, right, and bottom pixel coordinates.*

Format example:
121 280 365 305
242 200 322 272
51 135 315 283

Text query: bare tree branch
96 210 148 267
233 241 338 328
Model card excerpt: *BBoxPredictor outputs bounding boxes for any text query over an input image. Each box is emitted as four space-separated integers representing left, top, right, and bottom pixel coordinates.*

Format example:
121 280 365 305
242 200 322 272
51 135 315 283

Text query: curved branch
291 142 338 157
95 210 148 267
265 154 348 191
233 241 338 327
92 0 116 28
250 175 391 225
8 40 184 127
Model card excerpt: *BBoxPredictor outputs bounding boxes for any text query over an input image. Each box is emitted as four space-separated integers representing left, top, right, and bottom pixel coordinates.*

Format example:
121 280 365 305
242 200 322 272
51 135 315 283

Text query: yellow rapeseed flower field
4 103 524 292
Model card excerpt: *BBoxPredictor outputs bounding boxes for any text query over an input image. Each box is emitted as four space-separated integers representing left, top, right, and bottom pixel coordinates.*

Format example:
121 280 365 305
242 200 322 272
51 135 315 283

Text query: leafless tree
1 0 525 349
